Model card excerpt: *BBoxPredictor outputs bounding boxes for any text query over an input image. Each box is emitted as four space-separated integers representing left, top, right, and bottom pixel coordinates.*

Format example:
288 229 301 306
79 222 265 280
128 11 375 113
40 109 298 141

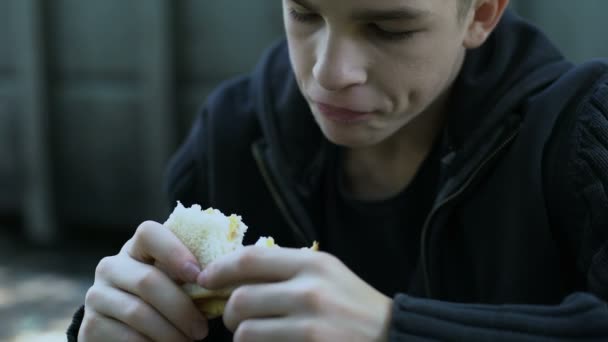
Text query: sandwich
164 202 318 318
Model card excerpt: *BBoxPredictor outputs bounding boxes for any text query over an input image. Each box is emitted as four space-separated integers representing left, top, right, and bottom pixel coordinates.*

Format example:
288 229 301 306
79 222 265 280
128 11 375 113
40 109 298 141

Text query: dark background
0 1 606 340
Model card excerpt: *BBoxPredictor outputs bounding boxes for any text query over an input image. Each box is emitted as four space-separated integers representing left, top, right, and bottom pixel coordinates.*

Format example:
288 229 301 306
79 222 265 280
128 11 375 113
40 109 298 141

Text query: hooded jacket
68 10 608 341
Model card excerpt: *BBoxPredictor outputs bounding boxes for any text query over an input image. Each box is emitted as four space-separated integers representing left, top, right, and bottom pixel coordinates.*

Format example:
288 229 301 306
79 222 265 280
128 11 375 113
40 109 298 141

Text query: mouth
313 101 374 124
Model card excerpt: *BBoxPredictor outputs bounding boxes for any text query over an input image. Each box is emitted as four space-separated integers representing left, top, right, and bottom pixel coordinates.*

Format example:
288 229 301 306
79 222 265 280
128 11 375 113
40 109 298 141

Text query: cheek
376 61 434 113
379 45 461 113
287 38 315 86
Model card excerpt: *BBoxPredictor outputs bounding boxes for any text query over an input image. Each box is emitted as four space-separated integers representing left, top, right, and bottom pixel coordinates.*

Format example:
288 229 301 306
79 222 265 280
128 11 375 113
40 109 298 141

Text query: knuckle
311 252 339 273
80 310 100 338
224 287 249 331
95 256 114 278
318 250 336 264
237 248 259 269
80 310 148 342
229 286 249 312
234 320 256 342
299 285 324 312
123 300 148 325
222 314 237 334
320 251 338 263
84 286 102 308
300 320 323 342
118 329 147 342
134 268 160 293
134 221 157 240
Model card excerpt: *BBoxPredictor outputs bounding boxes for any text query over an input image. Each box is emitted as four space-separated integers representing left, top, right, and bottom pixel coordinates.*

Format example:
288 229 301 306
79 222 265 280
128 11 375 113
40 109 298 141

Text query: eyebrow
352 7 431 21
290 0 431 21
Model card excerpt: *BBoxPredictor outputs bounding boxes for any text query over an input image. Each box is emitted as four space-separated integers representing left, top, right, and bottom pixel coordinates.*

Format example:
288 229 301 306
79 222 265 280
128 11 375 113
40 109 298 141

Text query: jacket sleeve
388 72 608 341
389 292 607 341
66 306 85 341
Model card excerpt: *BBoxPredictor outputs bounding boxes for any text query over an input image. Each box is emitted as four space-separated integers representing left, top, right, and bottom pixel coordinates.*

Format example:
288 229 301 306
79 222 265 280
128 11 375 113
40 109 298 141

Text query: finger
199 246 318 290
223 283 294 332
79 309 151 342
233 318 318 342
154 259 186 285
96 254 209 340
127 220 202 284
223 279 328 333
85 284 191 342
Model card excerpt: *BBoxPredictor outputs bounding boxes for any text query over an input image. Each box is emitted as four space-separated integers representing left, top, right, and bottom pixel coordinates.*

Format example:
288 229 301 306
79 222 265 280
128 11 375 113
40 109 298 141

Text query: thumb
124 220 202 284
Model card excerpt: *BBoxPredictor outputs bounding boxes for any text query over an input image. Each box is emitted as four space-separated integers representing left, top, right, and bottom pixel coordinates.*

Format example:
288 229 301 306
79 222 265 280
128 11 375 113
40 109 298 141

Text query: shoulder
205 39 290 120
200 39 293 155
528 60 608 121
164 39 291 208
543 59 608 272
561 60 608 214
544 60 608 194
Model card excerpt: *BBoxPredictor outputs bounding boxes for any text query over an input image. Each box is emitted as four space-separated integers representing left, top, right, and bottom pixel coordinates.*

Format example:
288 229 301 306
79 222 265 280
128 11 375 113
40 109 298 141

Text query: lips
314 101 374 123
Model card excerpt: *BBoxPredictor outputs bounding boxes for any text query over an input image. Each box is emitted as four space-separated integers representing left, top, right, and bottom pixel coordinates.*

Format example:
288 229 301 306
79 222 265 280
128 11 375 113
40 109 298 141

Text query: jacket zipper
420 128 520 297
251 143 311 246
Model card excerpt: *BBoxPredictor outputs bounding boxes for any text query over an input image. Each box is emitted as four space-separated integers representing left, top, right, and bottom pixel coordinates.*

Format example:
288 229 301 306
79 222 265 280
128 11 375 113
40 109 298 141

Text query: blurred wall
0 0 284 242
510 0 608 62
0 1 606 242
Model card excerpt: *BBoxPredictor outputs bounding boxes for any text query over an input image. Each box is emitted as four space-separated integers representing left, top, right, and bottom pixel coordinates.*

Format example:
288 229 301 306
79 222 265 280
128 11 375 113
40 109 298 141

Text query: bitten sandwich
164 202 318 318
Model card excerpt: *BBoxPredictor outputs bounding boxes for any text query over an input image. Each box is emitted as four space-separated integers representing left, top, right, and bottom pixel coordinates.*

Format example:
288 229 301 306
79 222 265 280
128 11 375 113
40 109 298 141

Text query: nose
312 32 368 91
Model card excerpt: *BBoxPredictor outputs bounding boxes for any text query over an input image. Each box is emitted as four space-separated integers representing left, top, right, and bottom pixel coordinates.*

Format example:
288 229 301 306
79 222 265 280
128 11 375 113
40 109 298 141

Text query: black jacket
68 10 608 341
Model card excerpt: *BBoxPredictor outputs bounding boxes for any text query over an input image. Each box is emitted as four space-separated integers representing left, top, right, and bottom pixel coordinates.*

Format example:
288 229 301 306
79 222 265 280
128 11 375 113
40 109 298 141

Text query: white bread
255 236 319 251
164 202 247 318
164 202 248 267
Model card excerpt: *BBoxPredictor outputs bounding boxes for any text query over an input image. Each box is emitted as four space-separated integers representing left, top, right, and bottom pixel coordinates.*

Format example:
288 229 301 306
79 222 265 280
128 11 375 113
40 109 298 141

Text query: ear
463 0 510 49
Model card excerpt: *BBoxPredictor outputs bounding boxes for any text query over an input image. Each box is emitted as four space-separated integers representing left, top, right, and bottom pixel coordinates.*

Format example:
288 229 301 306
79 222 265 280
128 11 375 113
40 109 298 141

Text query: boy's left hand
197 246 392 342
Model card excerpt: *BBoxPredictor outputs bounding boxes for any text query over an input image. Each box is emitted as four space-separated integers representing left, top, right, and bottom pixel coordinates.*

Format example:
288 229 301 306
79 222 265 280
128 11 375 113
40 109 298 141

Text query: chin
318 122 384 148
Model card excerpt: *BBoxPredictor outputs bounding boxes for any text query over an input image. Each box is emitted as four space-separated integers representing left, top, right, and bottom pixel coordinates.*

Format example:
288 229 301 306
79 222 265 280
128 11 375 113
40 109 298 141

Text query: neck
342 93 448 201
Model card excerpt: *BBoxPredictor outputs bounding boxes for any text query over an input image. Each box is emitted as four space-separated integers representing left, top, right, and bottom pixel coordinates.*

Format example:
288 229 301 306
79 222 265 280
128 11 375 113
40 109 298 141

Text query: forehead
286 0 455 17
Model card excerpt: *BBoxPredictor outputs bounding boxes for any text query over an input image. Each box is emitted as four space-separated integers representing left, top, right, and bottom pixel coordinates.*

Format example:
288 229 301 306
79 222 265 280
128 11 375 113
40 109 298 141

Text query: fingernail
192 318 208 340
182 262 201 283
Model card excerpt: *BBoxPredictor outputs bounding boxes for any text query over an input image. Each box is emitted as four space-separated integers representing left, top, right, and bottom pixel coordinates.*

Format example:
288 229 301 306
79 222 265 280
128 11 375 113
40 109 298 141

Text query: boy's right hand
78 221 209 342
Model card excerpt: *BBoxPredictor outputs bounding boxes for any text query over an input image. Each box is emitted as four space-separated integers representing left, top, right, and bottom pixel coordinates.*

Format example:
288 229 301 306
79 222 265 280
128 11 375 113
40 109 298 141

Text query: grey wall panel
50 85 148 225
0 96 20 210
176 84 216 136
0 1 15 70
0 0 17 209
511 1 608 62
0 2 270 233
176 1 284 79
174 1 284 137
47 0 142 75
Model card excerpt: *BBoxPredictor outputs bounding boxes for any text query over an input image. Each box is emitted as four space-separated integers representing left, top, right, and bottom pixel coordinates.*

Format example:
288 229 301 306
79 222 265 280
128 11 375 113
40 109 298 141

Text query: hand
197 246 393 342
78 221 209 342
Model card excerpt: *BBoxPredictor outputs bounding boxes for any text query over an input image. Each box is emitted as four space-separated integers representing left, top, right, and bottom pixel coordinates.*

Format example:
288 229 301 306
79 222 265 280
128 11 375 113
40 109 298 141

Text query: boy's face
283 0 471 148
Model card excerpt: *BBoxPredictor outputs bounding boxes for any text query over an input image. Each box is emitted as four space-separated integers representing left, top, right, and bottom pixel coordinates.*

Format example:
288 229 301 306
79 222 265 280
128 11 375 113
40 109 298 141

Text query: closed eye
288 7 321 23
368 23 418 41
